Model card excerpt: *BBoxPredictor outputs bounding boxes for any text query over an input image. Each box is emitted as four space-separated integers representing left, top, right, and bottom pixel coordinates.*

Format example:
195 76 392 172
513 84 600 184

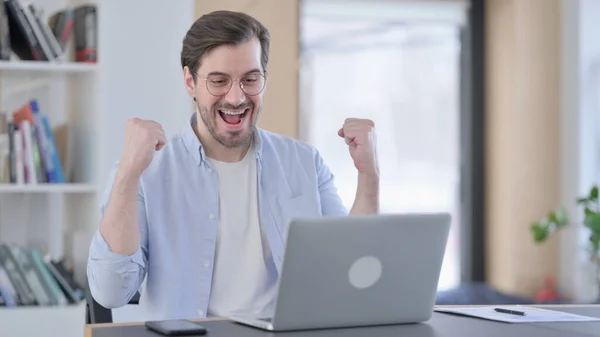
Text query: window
299 0 468 290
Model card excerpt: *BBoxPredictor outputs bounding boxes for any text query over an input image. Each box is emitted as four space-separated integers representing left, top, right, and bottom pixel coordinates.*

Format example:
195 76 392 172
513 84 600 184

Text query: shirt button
209 213 215 220
208 168 213 173
197 309 205 316
204 262 210 268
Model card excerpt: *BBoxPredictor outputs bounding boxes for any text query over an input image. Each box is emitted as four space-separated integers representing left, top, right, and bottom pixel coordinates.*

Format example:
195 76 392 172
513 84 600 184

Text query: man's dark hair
181 10 270 82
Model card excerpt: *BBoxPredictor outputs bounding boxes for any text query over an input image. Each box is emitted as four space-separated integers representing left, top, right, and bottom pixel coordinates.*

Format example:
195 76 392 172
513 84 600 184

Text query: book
48 8 73 52
19 0 53 61
30 249 68 306
6 98 67 184
0 262 17 306
0 0 92 62
0 0 10 60
73 5 96 63
4 0 45 60
0 130 8 183
12 126 23 183
0 242 85 307
0 243 36 305
45 258 85 304
27 4 63 61
8 244 52 306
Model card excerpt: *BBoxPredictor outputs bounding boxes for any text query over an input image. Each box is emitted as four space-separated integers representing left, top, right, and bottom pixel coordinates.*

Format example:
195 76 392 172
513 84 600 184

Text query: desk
84 305 600 337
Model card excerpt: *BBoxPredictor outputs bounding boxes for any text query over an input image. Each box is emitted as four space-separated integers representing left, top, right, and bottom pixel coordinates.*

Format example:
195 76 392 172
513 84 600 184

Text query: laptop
229 212 451 331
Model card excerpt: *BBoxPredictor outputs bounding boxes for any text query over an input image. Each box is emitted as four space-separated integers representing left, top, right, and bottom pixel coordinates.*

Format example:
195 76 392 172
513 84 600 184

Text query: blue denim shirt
86 115 348 321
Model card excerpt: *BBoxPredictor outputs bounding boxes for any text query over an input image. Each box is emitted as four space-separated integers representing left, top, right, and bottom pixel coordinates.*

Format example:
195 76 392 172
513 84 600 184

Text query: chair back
85 282 113 324
85 282 141 324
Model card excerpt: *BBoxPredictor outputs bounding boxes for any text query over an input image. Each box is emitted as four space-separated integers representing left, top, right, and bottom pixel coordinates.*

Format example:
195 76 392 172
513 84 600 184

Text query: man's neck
193 118 252 163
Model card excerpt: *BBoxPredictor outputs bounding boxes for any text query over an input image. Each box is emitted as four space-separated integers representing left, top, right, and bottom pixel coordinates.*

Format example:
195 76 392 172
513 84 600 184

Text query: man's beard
196 99 257 148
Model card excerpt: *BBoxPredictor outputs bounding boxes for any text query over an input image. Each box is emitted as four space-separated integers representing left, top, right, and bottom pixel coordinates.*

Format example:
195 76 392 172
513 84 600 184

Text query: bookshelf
0 0 99 336
0 0 195 335
0 301 87 336
0 60 97 73
0 183 95 193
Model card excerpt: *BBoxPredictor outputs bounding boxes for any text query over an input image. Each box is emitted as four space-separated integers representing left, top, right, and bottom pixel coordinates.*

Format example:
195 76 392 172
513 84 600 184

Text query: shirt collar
182 113 264 166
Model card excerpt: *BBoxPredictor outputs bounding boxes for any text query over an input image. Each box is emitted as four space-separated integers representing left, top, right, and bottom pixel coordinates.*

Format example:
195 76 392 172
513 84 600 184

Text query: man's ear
183 66 196 99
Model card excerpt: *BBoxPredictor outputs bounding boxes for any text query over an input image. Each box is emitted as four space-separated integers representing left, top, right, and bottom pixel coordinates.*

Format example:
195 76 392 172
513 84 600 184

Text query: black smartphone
145 319 207 336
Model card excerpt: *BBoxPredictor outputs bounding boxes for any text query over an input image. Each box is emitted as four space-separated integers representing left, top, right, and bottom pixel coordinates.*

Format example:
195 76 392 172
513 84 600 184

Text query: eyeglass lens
206 73 265 96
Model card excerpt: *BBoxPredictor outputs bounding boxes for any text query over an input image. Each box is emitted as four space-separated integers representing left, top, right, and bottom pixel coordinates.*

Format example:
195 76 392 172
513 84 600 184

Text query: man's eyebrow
244 68 262 75
206 71 229 77
206 69 262 77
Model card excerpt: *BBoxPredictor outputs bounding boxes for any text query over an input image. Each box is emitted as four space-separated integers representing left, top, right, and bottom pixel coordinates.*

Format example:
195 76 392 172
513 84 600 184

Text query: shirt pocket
272 193 322 241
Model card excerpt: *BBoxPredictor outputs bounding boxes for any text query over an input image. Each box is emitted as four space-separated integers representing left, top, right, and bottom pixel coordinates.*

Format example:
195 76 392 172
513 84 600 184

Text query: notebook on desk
434 305 600 323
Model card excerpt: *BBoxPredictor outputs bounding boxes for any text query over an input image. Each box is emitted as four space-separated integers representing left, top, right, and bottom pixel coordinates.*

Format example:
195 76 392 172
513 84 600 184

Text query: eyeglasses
199 72 267 96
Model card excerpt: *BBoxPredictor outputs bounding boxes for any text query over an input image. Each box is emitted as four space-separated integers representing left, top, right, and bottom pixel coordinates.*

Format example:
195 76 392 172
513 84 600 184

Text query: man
87 10 379 321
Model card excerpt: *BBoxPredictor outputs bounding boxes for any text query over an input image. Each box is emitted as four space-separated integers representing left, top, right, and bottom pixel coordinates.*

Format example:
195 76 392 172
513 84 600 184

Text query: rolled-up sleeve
86 162 148 308
314 148 349 217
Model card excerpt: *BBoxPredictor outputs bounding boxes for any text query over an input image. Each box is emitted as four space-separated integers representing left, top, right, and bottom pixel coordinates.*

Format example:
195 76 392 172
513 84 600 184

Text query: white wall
84 0 196 327
98 0 195 188
74 0 195 279
559 0 600 302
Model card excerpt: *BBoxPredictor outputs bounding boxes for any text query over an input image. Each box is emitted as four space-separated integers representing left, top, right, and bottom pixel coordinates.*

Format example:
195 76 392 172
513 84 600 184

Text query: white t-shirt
206 146 278 318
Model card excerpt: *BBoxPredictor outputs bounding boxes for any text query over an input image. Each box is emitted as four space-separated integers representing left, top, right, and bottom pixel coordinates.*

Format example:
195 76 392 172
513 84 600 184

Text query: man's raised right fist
118 118 167 178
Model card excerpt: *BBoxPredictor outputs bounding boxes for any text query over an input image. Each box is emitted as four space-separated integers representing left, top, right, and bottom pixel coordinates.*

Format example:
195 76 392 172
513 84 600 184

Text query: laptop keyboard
258 317 272 322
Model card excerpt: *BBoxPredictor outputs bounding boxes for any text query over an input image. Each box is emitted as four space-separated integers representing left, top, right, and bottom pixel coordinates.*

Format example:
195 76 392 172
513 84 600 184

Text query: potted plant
530 185 600 301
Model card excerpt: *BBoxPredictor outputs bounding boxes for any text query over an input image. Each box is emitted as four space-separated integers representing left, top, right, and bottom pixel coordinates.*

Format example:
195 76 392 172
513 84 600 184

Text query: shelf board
0 302 86 337
0 183 97 193
0 60 97 73
0 301 85 311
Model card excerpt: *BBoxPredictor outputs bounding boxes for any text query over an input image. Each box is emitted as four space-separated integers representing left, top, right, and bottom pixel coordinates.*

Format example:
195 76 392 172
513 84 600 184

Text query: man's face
185 37 265 149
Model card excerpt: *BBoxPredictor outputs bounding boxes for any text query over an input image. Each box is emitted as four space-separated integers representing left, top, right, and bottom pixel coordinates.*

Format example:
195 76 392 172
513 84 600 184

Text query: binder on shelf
5 0 45 61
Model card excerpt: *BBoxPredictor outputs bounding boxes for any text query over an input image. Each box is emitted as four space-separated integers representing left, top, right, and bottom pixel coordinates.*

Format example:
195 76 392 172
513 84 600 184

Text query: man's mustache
214 102 253 111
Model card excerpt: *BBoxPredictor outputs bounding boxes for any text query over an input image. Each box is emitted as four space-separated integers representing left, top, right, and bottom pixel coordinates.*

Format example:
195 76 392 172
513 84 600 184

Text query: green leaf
547 211 558 224
590 234 600 254
590 186 598 200
584 213 600 233
531 223 549 242
555 205 569 227
585 207 595 217
577 197 590 205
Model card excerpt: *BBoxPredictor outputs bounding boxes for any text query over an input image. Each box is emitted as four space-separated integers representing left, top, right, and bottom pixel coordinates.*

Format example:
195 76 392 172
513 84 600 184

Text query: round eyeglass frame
198 72 267 97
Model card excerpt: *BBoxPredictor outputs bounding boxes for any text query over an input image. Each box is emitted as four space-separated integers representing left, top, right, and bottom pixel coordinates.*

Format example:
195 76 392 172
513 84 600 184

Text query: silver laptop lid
271 213 451 330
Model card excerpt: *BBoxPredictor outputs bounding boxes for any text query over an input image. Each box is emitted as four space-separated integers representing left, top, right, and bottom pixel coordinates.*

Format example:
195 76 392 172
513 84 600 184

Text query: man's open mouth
218 108 250 125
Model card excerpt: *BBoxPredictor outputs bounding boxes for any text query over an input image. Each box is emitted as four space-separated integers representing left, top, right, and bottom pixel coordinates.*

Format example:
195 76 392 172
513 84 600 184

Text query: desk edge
84 317 226 337
84 305 600 337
